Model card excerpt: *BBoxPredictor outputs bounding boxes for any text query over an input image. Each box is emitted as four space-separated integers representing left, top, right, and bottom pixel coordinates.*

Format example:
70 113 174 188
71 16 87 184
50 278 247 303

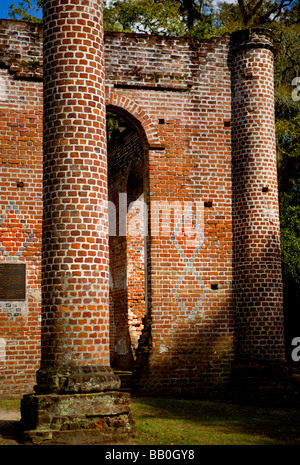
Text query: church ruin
0 0 294 444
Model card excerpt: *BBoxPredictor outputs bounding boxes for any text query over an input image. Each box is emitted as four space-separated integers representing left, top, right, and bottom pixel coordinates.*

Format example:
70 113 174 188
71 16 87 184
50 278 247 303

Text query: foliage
236 0 297 27
273 18 300 294
104 0 186 36
106 110 130 142
104 0 215 38
279 191 300 286
9 0 42 23
213 2 244 35
276 113 300 166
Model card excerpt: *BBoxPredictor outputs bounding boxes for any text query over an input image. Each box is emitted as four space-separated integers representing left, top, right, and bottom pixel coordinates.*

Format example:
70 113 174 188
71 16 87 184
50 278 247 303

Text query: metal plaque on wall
0 263 26 301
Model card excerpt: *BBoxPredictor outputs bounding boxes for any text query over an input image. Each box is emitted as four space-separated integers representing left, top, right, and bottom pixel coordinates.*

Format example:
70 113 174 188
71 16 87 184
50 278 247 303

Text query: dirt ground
0 408 21 445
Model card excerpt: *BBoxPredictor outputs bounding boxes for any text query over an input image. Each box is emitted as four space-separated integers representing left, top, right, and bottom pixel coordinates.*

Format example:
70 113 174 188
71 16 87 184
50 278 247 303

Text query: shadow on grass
1 395 299 445
131 397 300 445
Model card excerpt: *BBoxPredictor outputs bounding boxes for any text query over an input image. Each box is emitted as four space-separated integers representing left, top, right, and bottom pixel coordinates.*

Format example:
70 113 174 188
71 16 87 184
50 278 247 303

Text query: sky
0 0 41 20
0 0 236 21
0 0 15 19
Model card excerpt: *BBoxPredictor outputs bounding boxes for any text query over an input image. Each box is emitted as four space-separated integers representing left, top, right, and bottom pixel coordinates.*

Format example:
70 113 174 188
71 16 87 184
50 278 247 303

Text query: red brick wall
0 20 43 394
0 20 286 396
104 32 235 395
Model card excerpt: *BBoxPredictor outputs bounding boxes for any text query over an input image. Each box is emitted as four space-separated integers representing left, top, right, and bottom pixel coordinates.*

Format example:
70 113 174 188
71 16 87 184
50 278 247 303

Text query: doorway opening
107 108 147 370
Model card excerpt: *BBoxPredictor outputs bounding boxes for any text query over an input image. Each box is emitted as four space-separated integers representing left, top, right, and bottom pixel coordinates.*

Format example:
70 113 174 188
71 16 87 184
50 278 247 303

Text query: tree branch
237 0 247 25
272 0 294 21
238 0 265 26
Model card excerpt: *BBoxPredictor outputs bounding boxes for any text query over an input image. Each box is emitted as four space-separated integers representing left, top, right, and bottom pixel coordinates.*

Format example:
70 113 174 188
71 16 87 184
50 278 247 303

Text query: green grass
1 396 300 445
131 397 300 445
0 397 21 412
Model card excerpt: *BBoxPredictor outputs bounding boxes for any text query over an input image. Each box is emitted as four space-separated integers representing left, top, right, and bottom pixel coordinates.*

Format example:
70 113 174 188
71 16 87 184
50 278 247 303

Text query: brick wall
0 20 43 393
104 32 235 395
0 20 286 397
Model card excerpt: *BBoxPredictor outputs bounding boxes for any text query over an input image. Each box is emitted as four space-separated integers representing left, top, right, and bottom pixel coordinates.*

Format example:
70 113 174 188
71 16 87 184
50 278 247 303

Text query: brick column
231 29 291 399
20 0 133 444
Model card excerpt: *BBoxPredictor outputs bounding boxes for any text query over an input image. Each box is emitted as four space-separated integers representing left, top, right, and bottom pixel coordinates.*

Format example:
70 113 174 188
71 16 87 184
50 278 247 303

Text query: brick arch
106 92 159 147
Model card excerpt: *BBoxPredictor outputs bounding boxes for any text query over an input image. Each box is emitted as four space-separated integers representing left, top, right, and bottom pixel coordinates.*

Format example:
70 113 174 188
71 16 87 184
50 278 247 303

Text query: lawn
1 396 300 445
130 397 300 445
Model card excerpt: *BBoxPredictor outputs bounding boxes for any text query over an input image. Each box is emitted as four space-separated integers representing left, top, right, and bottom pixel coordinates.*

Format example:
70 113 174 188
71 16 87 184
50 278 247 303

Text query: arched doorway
106 107 148 370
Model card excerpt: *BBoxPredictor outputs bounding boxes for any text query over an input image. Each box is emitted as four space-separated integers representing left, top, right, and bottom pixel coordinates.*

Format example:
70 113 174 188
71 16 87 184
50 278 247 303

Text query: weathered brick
0 15 287 399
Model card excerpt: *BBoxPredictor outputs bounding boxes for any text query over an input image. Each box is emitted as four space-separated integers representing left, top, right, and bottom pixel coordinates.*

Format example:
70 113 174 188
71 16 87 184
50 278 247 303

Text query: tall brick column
20 0 133 444
231 29 291 400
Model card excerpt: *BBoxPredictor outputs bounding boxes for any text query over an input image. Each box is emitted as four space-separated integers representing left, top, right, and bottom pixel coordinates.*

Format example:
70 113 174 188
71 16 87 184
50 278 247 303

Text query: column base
20 390 136 445
20 366 136 445
34 365 121 394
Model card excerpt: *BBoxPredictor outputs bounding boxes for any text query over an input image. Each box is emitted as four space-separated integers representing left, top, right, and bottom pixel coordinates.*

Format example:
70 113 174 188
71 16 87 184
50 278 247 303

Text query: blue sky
0 0 41 20
0 0 14 19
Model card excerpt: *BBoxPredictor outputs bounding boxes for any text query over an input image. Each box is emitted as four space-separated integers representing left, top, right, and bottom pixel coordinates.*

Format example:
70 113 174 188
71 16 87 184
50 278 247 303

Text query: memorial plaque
0 263 26 300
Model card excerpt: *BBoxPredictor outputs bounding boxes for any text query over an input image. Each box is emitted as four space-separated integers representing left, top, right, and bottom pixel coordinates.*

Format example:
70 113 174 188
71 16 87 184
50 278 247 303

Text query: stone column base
34 365 121 394
20 390 136 445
